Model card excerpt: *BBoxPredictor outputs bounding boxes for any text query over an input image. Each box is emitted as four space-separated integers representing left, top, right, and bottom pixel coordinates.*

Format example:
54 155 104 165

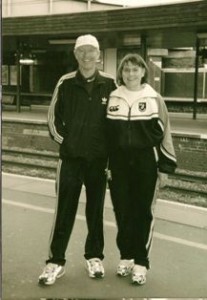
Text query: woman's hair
117 53 148 86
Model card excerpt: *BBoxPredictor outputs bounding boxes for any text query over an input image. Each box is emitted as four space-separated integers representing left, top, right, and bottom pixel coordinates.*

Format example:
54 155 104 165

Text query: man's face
74 45 100 71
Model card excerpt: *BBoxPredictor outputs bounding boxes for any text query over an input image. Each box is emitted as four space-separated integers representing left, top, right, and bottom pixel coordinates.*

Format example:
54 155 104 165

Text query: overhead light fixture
19 58 37 65
49 39 76 45
16 51 37 65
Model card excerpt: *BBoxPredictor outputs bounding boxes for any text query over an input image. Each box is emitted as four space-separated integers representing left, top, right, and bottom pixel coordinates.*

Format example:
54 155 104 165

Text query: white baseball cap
74 34 99 50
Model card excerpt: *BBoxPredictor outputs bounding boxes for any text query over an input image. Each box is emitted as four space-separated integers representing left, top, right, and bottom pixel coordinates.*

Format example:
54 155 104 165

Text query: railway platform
2 108 207 299
2 108 207 137
2 172 207 299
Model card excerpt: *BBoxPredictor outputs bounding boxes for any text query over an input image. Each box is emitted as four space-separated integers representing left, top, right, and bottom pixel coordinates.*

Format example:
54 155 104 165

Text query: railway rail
2 147 207 198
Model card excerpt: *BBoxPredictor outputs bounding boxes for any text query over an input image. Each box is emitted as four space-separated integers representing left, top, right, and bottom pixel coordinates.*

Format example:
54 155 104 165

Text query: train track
2 147 58 160
167 171 207 197
2 148 58 179
169 172 207 184
2 147 58 168
164 184 207 197
2 147 207 197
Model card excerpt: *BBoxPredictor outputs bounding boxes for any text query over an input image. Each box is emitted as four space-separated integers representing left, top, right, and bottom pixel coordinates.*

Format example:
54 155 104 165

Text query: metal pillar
140 35 147 61
87 0 92 10
16 44 21 113
193 37 200 120
49 0 53 14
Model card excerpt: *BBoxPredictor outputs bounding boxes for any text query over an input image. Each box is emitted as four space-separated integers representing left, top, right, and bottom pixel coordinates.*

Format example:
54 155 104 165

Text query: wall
104 48 117 78
2 0 120 17
173 134 207 172
3 0 50 17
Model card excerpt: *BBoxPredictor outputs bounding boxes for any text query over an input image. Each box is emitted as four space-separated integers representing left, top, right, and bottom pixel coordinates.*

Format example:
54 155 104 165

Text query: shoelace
120 262 130 268
89 259 102 271
44 264 57 274
119 260 133 269
133 265 147 277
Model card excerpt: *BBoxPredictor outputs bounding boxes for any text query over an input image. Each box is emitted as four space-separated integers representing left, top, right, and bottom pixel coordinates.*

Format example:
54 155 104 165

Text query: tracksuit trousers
108 148 158 269
46 157 107 266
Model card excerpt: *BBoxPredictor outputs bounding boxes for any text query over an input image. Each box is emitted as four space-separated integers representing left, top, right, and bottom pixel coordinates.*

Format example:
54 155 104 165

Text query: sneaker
117 259 134 277
86 258 104 278
38 263 65 285
132 264 147 285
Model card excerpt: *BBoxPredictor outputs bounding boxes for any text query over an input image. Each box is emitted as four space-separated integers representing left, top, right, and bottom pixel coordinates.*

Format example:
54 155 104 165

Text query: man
38 34 116 286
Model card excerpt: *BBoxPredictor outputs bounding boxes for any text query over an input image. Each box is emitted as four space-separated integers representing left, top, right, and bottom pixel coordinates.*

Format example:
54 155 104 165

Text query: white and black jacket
106 84 177 174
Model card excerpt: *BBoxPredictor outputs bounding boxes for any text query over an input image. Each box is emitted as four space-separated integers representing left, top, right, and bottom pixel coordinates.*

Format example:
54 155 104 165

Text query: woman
106 53 177 285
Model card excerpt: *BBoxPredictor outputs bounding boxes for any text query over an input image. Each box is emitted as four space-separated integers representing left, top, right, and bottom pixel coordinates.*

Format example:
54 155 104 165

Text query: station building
2 0 207 116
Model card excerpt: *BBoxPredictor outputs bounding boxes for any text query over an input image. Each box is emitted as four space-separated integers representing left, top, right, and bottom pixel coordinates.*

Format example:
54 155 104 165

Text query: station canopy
2 1 207 51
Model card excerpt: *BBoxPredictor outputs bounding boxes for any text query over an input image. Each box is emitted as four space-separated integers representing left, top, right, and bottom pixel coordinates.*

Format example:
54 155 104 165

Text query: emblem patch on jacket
109 105 119 112
138 102 146 112
101 97 108 105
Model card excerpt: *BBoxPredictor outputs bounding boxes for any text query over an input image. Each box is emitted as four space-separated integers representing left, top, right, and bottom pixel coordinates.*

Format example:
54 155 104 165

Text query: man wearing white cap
38 34 116 285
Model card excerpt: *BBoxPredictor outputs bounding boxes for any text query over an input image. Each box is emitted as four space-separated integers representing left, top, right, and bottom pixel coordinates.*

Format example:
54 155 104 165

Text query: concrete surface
2 173 207 299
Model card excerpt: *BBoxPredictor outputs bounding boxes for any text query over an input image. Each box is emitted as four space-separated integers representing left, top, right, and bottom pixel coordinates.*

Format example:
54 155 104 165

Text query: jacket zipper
128 106 132 147
117 97 132 148
114 96 137 148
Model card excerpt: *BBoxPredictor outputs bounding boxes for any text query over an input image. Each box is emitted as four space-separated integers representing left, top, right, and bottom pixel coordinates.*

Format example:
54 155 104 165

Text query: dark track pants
46 157 107 266
108 148 158 269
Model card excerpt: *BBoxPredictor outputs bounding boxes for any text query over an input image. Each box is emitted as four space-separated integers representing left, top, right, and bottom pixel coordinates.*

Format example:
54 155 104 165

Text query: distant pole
49 0 53 14
87 0 92 10
140 35 147 61
16 43 21 113
7 0 11 16
193 37 199 120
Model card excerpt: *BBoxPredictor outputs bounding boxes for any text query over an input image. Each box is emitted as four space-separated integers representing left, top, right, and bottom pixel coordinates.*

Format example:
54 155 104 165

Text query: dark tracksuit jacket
47 70 116 265
106 83 177 268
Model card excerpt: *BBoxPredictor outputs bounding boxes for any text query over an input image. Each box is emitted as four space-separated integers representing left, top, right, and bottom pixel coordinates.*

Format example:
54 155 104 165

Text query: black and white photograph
1 0 207 300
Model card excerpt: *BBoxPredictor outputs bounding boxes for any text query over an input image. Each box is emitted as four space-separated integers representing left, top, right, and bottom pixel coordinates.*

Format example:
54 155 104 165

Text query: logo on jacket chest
138 102 146 112
101 97 108 105
109 105 119 112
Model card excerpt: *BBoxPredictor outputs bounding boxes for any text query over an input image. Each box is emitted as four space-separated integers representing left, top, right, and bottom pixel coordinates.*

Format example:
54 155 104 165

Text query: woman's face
122 61 145 90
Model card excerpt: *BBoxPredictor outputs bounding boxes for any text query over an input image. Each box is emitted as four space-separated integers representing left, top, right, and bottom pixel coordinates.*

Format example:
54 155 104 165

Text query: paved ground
2 109 207 299
2 173 207 300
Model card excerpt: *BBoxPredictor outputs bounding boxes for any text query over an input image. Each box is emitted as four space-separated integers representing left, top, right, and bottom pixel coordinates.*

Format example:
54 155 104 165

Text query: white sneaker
38 263 65 285
132 264 147 285
86 258 104 278
117 259 134 277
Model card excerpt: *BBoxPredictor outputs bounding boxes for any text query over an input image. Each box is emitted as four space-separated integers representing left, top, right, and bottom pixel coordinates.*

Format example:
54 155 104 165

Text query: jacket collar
74 69 105 85
110 84 157 100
